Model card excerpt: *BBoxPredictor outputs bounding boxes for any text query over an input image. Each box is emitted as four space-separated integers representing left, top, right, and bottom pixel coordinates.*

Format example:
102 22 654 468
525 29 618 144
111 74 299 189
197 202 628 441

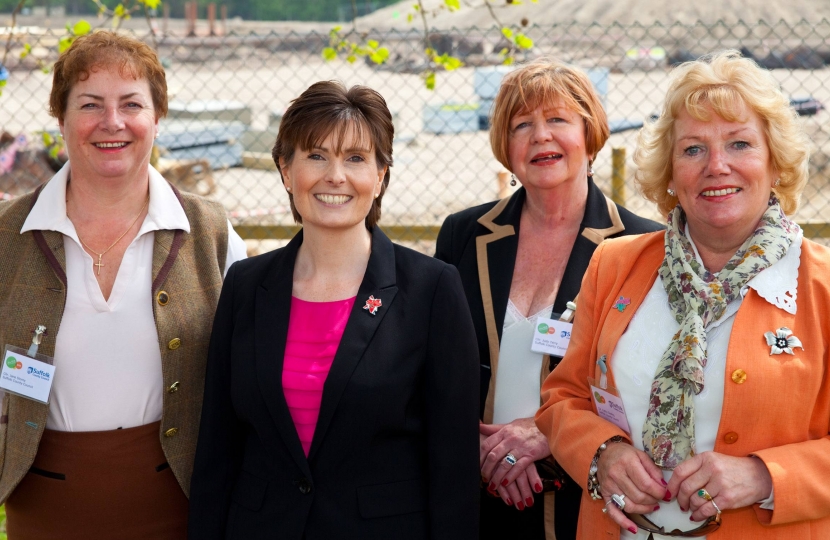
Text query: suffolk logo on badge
1 325 57 404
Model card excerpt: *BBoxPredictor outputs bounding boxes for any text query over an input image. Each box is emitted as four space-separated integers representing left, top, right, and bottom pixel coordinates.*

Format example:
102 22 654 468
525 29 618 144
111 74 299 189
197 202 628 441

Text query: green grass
0 504 6 539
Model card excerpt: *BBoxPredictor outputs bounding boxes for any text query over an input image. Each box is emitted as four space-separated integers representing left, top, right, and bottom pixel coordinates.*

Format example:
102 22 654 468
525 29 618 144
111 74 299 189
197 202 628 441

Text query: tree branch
2 0 27 67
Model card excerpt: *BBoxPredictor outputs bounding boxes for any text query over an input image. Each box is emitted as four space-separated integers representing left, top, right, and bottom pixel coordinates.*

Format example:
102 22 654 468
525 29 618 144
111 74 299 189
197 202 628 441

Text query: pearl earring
587 162 594 178
667 188 676 196
510 174 517 187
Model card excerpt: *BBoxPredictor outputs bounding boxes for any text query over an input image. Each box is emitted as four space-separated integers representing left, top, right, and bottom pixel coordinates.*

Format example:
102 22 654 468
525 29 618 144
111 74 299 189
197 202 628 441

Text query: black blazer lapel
474 189 522 423
554 178 626 314
255 230 311 475
307 227 398 461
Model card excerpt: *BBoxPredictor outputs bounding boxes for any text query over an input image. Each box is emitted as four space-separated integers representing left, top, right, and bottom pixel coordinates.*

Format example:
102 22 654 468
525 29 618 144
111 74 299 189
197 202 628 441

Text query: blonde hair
489 58 609 172
635 50 810 216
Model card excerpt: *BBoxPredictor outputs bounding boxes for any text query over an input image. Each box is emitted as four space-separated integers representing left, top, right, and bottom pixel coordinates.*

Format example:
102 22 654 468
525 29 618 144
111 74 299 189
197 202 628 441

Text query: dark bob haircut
272 80 394 229
50 31 168 122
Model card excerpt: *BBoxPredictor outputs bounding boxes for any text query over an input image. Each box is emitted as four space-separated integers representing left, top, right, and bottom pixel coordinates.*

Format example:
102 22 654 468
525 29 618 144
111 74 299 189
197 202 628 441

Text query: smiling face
670 103 775 243
507 100 589 191
279 126 386 233
59 67 158 181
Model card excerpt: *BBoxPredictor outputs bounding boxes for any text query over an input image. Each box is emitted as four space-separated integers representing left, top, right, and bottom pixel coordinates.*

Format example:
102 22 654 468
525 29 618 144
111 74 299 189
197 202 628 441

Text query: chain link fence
3 18 830 254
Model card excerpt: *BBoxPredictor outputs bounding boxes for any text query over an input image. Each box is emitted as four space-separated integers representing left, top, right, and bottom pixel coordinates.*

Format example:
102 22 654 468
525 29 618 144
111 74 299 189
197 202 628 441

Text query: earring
774 178 781 187
587 162 594 179
667 188 676 196
154 132 159 139
374 193 379 199
510 174 517 187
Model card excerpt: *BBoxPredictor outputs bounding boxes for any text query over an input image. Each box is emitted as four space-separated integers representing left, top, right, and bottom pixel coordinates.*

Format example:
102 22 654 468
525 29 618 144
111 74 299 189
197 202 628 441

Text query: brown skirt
5 421 188 540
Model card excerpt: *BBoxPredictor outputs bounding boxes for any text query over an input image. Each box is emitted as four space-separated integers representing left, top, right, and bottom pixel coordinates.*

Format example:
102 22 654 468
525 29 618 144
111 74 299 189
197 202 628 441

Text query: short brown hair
489 58 610 172
50 31 168 122
272 81 393 229
635 50 809 216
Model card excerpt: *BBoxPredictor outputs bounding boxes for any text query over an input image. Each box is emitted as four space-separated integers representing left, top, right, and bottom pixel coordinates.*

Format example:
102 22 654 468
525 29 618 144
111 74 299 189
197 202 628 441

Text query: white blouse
20 163 247 432
613 229 799 540
492 300 553 424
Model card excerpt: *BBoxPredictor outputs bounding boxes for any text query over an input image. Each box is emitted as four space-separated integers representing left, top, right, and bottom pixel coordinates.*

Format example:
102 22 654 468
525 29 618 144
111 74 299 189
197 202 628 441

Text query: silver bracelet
587 435 626 500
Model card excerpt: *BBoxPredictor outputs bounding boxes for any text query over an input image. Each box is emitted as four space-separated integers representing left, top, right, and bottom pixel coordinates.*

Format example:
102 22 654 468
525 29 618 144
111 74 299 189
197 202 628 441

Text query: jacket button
164 427 179 438
167 381 180 393
157 291 170 306
731 369 747 384
168 338 181 350
298 478 312 495
723 432 738 444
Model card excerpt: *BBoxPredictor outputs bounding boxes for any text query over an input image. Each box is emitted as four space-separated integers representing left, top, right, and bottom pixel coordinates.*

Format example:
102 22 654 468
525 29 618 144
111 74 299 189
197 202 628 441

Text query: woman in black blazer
189 81 480 540
435 59 662 540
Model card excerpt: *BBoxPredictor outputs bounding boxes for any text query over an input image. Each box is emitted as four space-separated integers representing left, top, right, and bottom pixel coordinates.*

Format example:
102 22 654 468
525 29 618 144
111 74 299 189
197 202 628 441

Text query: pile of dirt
356 0 830 29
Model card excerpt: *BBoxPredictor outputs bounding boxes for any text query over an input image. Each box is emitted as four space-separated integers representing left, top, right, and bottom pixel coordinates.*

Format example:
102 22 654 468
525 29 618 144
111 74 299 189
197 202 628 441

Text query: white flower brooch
764 327 803 355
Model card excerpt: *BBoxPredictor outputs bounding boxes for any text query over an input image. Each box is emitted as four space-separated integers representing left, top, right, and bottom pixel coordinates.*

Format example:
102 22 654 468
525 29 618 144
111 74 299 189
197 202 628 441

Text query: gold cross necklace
75 195 150 276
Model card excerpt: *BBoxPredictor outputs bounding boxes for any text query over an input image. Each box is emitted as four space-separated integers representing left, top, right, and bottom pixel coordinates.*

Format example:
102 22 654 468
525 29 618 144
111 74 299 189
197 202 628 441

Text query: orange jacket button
731 369 747 384
723 432 738 444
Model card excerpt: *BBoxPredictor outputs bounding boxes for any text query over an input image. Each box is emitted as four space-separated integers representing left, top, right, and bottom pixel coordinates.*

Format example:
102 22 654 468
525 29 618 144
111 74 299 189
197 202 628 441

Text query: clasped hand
479 418 550 510
597 442 772 533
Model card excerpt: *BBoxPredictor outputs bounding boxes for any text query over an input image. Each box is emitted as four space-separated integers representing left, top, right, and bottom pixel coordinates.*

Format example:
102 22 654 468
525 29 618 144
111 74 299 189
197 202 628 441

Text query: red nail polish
690 516 697 522
506 498 512 506
661 478 668 486
489 483 496 492
628 527 637 534
663 490 672 502
534 482 543 493
517 502 525 511
526 497 534 507
653 505 661 511
680 506 687 512
501 478 509 487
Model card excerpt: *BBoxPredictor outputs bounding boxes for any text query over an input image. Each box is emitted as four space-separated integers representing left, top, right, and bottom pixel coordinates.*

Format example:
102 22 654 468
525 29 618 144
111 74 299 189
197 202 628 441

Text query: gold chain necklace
76 195 150 276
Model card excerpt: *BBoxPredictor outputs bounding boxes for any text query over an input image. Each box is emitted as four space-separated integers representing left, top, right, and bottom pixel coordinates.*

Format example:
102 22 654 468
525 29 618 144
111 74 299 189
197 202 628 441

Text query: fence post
611 147 626 206
186 2 197 37
497 170 510 199
208 4 217 36
162 2 169 35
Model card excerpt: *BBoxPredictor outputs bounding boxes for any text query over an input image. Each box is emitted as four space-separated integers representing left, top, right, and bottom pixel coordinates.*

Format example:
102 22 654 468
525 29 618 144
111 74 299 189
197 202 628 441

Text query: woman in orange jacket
536 50 830 539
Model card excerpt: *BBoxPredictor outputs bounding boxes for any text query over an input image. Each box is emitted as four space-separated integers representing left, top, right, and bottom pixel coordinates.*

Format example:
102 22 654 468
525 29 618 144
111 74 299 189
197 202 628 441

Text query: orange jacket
536 231 830 539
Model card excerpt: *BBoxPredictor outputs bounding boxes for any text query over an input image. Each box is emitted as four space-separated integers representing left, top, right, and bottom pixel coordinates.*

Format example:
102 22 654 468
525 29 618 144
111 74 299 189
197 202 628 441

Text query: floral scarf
642 196 798 469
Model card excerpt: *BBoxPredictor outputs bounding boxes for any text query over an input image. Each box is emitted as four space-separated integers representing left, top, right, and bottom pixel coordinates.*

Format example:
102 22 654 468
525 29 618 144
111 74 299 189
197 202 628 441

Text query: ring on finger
611 493 626 511
710 498 722 515
697 489 714 502
504 453 518 466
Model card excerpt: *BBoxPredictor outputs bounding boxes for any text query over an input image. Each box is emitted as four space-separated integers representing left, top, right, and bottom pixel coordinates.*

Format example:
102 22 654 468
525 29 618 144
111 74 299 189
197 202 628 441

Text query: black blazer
189 227 480 540
434 179 663 540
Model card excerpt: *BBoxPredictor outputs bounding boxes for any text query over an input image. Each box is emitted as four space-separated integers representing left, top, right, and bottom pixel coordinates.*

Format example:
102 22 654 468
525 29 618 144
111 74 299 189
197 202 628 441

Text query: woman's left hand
479 419 550 495
667 452 773 521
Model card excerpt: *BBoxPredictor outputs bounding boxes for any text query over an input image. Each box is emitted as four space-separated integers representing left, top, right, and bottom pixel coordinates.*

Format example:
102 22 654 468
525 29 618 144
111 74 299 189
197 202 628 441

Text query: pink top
282 296 356 456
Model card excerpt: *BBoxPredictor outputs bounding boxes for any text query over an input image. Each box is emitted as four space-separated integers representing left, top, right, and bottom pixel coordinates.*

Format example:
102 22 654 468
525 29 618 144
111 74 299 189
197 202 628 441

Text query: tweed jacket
537 231 830 540
0 183 228 503
435 180 662 540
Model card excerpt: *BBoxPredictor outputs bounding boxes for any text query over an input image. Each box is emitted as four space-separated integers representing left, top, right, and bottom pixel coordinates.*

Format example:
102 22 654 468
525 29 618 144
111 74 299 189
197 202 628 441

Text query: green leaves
424 71 436 90
433 52 462 71
515 33 533 49
141 0 162 9
322 28 390 66
444 0 460 10
499 26 534 65
72 20 92 36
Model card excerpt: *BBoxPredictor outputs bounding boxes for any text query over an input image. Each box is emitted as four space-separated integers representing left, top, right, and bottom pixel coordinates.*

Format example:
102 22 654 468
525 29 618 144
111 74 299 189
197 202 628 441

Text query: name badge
2 326 55 404
588 380 631 434
531 317 573 356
